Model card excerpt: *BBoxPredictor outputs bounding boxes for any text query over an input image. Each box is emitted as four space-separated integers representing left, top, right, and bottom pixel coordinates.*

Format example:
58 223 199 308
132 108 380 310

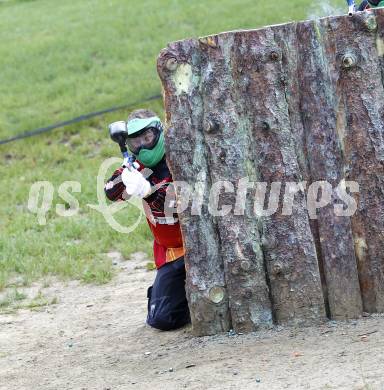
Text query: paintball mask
126 116 165 167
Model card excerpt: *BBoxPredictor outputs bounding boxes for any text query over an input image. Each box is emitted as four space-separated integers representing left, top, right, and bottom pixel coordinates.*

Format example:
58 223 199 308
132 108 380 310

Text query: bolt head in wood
341 53 357 69
204 118 220 133
269 50 281 61
209 286 225 304
261 121 271 131
165 57 178 71
363 15 377 31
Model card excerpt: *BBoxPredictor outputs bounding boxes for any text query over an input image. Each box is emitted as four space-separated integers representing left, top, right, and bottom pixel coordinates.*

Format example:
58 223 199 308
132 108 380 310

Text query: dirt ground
1 253 384 390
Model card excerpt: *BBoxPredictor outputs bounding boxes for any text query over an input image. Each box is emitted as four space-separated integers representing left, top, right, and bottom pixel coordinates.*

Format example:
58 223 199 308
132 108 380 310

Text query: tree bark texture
157 9 384 335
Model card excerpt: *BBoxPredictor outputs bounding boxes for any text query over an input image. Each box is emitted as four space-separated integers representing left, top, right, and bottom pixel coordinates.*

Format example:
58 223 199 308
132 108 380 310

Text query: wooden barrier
157 9 384 336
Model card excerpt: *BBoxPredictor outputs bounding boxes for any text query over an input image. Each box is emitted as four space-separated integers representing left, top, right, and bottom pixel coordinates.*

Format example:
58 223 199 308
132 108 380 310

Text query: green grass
0 288 27 308
23 290 59 310
0 0 345 139
0 0 345 294
0 287 58 311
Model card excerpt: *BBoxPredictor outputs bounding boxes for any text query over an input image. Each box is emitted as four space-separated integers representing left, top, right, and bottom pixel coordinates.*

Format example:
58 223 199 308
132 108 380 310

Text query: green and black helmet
126 116 165 168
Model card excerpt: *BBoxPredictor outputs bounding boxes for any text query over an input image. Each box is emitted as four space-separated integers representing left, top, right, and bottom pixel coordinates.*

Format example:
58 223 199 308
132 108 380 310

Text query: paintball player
104 109 190 331
358 0 384 10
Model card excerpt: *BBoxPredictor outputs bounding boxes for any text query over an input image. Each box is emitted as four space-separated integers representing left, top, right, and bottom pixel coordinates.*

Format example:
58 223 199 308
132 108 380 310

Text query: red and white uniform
104 157 185 269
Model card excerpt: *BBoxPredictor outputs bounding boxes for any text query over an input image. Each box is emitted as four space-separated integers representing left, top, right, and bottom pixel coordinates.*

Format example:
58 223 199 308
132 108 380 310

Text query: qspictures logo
27 157 360 234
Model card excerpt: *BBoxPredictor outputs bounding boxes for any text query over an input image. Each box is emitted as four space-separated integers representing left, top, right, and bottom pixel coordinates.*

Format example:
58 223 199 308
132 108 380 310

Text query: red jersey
104 157 184 269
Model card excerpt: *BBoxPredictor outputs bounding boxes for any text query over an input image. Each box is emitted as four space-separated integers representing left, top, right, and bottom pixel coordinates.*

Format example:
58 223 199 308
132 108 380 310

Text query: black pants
147 257 190 331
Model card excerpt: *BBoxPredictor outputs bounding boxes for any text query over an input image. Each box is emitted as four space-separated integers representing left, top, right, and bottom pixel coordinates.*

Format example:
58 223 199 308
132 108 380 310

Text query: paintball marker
108 121 137 169
347 0 356 15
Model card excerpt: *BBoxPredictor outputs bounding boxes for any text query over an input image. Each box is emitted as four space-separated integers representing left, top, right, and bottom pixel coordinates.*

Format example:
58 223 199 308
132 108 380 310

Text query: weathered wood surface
296 18 364 319
158 9 384 335
219 27 326 328
158 42 231 336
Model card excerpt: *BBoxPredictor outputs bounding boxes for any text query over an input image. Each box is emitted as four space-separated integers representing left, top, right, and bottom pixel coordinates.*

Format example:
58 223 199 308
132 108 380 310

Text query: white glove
121 168 151 198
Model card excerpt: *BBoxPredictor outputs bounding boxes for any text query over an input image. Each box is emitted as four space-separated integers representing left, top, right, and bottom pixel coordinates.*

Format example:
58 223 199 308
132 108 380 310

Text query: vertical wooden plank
198 33 273 332
273 22 331 317
237 26 326 325
295 18 363 319
330 10 384 312
157 40 231 336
